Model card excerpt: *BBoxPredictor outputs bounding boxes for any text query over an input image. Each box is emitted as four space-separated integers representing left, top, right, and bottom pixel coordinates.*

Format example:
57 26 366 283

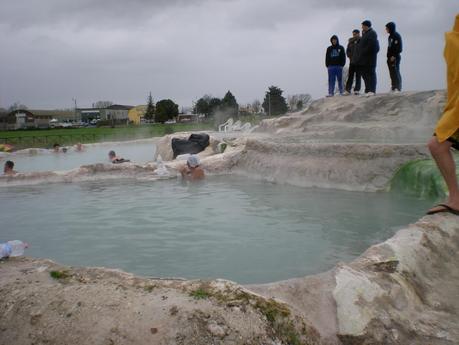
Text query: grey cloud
0 0 456 109
228 0 457 35
0 0 219 30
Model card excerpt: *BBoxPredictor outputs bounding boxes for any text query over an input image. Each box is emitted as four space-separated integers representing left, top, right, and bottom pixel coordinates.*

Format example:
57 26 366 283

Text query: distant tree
144 92 155 122
251 99 262 114
262 86 288 116
220 90 239 117
8 102 28 112
194 95 212 116
206 97 221 117
297 94 312 110
287 94 312 112
296 100 304 110
93 100 113 109
155 99 179 123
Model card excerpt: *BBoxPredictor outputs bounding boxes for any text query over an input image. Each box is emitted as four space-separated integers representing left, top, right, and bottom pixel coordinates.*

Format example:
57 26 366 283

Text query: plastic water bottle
0 240 28 258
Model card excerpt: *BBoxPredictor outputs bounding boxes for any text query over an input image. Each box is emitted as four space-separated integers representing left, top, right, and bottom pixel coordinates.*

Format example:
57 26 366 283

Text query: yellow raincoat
435 14 459 142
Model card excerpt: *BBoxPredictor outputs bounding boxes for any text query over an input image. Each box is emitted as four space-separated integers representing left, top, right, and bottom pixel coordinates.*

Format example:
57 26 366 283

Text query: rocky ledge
1 213 458 345
1 91 458 344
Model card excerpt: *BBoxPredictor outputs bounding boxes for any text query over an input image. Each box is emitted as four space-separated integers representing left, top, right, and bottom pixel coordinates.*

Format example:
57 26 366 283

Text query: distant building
76 104 134 124
0 109 75 130
0 104 135 130
105 104 134 122
177 114 199 123
128 105 147 125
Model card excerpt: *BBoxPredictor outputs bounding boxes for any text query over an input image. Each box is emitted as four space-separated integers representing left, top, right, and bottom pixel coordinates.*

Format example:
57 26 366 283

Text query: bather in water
108 150 130 164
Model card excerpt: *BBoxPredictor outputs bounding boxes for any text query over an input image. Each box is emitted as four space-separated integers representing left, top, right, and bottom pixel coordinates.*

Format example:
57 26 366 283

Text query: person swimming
75 143 84 152
179 155 205 181
3 160 16 175
108 150 130 164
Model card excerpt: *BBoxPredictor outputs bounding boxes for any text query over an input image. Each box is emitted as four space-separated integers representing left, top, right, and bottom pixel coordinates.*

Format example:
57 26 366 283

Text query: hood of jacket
386 22 396 34
330 35 339 45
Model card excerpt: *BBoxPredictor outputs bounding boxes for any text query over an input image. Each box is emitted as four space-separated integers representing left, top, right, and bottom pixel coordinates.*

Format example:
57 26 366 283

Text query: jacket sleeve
346 42 352 59
395 33 403 54
325 47 330 67
340 46 346 66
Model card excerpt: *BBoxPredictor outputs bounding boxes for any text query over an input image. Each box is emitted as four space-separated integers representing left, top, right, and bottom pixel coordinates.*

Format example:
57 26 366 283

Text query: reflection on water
6 141 156 173
0 176 432 284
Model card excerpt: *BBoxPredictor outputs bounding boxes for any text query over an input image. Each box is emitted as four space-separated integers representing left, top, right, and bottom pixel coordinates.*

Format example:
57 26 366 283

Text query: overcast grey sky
0 0 457 109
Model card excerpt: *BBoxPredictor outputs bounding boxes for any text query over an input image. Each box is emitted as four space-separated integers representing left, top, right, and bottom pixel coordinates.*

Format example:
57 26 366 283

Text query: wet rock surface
1 91 458 344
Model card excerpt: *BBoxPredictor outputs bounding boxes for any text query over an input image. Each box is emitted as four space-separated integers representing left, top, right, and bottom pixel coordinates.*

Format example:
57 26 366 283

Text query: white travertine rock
2 91 458 345
333 266 385 336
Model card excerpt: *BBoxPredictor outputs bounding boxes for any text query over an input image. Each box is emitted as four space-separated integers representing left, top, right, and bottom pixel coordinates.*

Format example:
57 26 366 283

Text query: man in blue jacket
325 35 346 97
386 22 403 92
355 20 380 96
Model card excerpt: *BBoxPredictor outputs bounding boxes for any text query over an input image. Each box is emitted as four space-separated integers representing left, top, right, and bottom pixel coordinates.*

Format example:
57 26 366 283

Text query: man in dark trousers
345 29 362 95
325 35 346 97
356 20 380 96
386 22 403 92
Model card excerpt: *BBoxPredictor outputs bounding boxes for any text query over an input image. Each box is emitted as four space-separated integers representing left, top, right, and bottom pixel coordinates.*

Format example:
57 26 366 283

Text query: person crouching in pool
180 155 205 181
3 160 16 175
108 150 130 164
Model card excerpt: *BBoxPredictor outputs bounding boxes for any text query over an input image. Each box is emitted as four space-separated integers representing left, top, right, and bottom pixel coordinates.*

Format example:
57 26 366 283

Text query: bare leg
427 136 459 211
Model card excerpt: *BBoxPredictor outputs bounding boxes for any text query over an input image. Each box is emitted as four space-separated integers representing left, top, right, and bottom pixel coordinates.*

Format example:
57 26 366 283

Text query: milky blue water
4 141 156 173
0 176 431 283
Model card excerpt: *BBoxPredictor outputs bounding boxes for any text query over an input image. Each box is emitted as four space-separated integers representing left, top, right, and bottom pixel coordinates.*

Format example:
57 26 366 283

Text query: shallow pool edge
1 213 457 345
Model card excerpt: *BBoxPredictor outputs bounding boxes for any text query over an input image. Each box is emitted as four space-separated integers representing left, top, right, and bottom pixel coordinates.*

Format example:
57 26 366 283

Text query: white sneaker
365 92 375 97
343 91 350 96
393 89 401 93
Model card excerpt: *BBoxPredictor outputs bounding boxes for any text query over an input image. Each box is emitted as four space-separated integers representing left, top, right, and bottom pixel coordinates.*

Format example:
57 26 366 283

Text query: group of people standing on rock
325 19 402 97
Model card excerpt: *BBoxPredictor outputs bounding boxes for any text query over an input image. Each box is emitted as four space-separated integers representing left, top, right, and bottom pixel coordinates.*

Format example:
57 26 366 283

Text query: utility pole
72 98 77 122
268 92 271 117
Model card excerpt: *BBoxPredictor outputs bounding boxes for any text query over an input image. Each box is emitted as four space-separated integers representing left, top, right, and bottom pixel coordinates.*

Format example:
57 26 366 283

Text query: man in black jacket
325 35 346 97
345 29 362 95
356 20 380 96
386 22 403 92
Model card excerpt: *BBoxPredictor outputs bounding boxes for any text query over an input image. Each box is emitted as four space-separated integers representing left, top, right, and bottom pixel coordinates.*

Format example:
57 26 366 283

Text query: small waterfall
390 159 448 199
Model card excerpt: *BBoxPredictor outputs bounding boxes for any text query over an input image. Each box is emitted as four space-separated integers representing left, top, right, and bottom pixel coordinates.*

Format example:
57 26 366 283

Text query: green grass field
0 123 215 149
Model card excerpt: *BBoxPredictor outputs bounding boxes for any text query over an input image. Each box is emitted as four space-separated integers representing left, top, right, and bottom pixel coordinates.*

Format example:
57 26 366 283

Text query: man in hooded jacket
325 35 346 96
386 22 403 92
355 20 380 95
427 14 459 215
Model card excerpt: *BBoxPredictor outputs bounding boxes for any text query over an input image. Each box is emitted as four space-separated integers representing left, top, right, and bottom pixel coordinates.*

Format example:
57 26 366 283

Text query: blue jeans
328 66 343 95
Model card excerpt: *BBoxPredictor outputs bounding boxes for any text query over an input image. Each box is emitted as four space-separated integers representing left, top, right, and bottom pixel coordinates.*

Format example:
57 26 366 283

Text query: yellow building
128 105 147 125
